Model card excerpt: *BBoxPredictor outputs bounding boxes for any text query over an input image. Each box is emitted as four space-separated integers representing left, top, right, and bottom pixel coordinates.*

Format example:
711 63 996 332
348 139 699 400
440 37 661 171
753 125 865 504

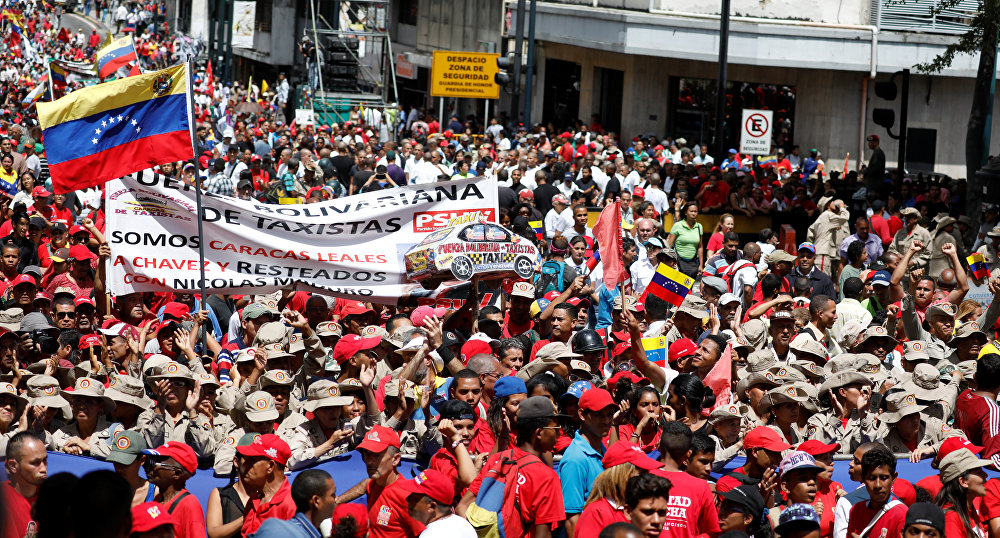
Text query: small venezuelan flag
96 36 138 80
37 63 195 194
968 253 990 281
646 263 694 306
50 61 67 90
641 337 667 366
758 155 777 166
528 220 544 241
586 250 601 271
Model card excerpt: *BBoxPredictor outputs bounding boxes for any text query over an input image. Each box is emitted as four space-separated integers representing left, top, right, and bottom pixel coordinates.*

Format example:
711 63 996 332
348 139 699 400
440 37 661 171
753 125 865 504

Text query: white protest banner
106 171 499 304
231 1 256 49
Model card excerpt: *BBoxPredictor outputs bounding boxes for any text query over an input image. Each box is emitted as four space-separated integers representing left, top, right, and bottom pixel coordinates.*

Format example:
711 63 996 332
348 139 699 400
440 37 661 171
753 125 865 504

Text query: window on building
255 0 272 32
906 128 936 172
669 78 796 151
398 0 417 26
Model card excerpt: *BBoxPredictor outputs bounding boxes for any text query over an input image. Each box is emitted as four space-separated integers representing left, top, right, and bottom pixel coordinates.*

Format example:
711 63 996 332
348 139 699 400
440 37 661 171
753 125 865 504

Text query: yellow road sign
430 50 500 99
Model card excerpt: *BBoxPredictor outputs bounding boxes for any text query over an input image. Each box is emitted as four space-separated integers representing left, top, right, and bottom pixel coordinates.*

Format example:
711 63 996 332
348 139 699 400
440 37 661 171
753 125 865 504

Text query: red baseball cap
543 291 561 302
668 338 698 363
161 302 189 320
398 469 455 505
744 426 792 452
935 437 983 466
460 339 493 364
632 187 645 198
340 301 374 317
131 502 175 533
579 388 616 412
236 433 291 466
32 185 51 198
67 224 89 236
332 503 369 538
141 441 198 474
602 441 662 470
332 334 380 364
518 190 534 200
68 244 96 261
357 425 401 453
893 478 916 506
75 297 96 308
607 371 651 386
79 334 102 350
613 341 632 356
9 274 35 288
797 440 841 456
566 297 591 308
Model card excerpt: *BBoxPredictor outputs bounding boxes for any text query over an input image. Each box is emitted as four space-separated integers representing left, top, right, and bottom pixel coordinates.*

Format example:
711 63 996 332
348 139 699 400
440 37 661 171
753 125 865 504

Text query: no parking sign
739 109 773 155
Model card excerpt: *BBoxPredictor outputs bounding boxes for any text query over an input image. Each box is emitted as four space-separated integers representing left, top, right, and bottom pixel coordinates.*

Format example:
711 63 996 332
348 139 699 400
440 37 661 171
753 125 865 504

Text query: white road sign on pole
739 109 773 155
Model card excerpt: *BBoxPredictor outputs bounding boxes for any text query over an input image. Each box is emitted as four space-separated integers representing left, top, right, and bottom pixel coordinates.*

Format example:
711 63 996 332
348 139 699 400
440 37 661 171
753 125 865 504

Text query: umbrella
234 101 263 114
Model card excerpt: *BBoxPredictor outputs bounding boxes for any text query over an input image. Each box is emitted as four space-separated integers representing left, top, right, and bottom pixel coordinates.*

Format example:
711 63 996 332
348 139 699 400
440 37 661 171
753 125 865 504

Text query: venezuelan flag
528 220 544 241
641 336 667 366
586 250 601 271
37 64 194 194
49 61 67 90
758 155 777 166
21 76 47 107
96 36 138 81
969 253 990 280
646 263 694 306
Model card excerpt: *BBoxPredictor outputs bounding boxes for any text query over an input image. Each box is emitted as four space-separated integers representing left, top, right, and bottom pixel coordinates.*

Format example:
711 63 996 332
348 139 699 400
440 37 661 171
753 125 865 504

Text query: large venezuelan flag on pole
96 36 138 81
37 64 195 194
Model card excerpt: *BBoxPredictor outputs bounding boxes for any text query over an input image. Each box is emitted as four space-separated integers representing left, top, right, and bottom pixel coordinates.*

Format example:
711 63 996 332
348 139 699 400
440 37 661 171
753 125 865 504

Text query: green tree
908 0 999 229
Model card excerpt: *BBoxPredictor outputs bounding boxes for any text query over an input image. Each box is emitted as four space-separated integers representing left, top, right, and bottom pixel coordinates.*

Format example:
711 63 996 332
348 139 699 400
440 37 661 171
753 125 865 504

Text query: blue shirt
250 512 321 538
596 285 619 330
558 431 606 514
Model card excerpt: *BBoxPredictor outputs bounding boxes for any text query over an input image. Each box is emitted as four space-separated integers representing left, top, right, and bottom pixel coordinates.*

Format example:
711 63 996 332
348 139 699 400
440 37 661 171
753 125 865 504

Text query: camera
32 330 59 355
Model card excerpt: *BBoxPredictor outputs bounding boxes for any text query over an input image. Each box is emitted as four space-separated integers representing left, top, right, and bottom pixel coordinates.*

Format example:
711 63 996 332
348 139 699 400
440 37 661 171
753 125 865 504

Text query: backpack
720 259 756 294
466 450 546 538
533 260 572 298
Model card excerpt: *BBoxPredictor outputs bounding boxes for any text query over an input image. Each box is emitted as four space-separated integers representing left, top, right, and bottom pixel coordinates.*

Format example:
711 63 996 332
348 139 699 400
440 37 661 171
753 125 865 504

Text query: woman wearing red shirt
937 448 991 538
613 385 662 453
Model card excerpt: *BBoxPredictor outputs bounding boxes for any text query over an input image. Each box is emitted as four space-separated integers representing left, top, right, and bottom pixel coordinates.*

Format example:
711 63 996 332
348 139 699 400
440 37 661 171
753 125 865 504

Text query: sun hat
939 448 992 483
881 393 926 424
106 375 154 408
25 374 68 408
302 380 353 411
60 377 115 413
243 391 280 422
900 363 943 400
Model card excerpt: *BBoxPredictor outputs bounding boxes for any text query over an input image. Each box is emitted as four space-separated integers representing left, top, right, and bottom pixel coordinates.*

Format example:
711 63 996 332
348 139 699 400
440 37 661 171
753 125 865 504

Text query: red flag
703 344 733 414
205 61 214 98
593 202 625 290
128 62 141 77
57 27 70 43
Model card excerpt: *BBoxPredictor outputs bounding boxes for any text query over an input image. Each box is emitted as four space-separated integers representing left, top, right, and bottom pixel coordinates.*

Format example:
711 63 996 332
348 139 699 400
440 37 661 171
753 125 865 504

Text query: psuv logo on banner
413 208 496 233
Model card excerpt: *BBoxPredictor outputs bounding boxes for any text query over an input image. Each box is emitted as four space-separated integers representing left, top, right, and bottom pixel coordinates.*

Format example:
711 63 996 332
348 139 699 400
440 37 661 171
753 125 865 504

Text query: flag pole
47 62 53 101
185 59 208 353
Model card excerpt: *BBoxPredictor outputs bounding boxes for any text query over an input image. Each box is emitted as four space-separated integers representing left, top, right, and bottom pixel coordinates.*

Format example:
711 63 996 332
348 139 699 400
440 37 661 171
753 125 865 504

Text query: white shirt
420 514 477 538
557 181 579 199
544 207 572 239
643 187 669 215
732 263 759 306
630 257 657 295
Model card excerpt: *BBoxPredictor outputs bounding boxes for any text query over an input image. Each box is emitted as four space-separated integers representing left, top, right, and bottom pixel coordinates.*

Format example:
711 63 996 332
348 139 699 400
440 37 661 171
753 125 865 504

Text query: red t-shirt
870 214 891 244
613 423 661 454
50 206 72 226
701 183 730 209
469 448 566 538
846 500 907 538
163 489 206 538
981 479 1000 522
1 482 35 538
367 475 425 538
429 448 466 504
814 480 842 538
888 216 904 239
955 389 1000 466
650 469 720 538
241 478 297 535
574 498 627 538
943 502 985 538
706 232 724 253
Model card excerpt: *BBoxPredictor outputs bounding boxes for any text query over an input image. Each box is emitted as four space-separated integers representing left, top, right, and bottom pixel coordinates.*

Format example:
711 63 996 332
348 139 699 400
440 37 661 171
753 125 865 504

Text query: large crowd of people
3 2 1000 538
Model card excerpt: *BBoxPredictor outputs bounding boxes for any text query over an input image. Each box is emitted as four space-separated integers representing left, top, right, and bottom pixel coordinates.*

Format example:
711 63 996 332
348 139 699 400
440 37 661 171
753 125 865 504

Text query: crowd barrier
38 450 958 509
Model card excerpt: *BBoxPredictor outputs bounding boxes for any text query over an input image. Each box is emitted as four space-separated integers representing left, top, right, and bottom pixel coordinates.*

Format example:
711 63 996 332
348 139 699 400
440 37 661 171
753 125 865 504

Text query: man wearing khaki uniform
891 207 933 270
807 197 850 281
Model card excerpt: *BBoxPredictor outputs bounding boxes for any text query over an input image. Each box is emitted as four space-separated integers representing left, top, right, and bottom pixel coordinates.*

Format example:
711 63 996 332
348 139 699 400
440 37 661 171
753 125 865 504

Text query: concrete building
517 0 992 177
